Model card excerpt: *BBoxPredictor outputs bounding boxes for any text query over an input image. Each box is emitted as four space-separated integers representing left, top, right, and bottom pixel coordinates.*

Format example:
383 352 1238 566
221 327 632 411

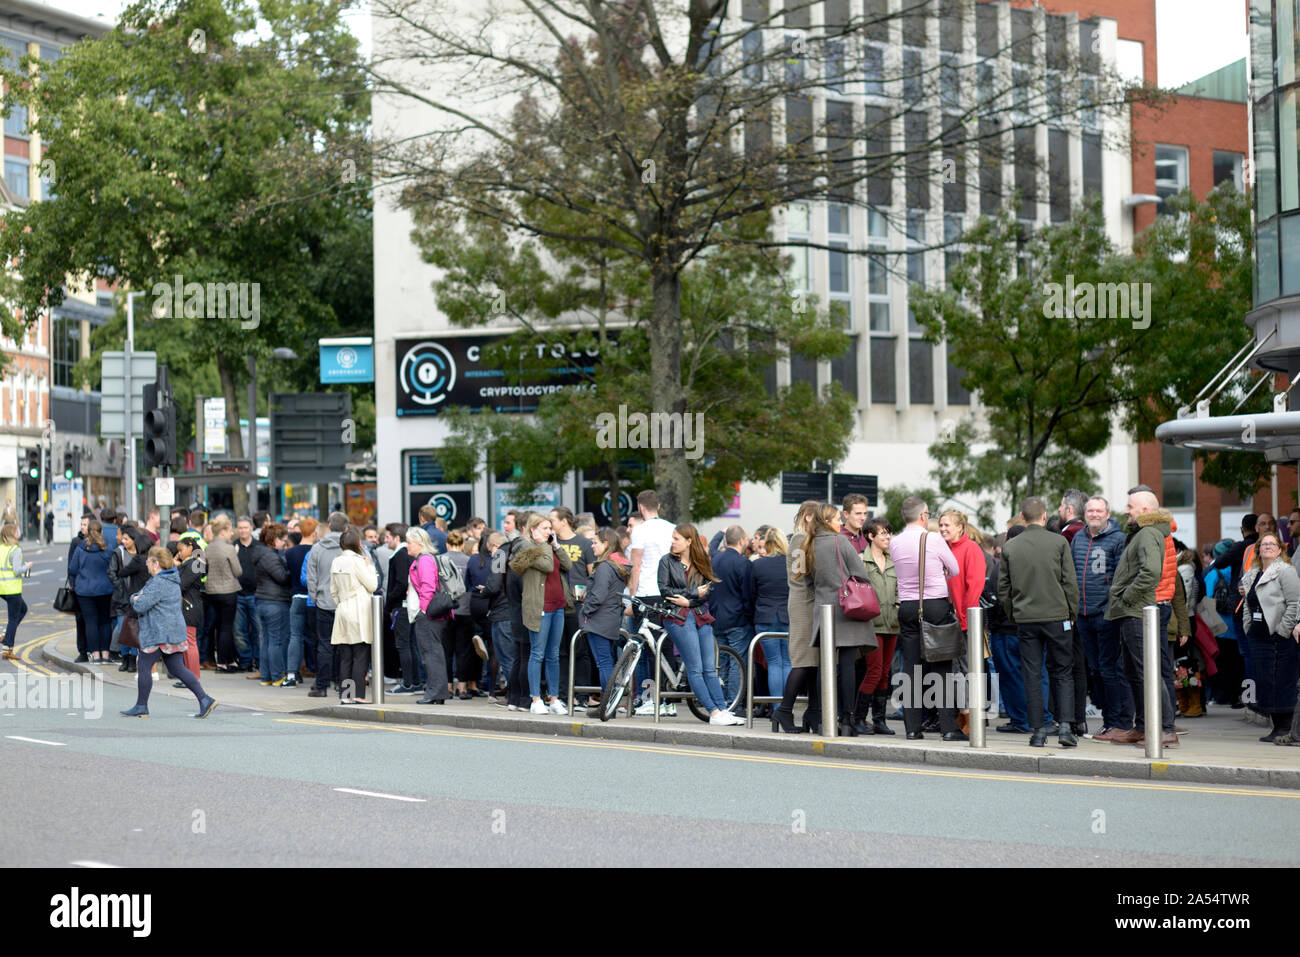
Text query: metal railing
1143 604 1162 759
967 606 984 749
371 594 385 705
742 630 809 730
567 628 634 719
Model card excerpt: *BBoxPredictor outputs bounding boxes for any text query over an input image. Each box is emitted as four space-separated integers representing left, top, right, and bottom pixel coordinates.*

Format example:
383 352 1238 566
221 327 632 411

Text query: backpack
978 552 1005 631
1213 574 1235 618
422 553 466 619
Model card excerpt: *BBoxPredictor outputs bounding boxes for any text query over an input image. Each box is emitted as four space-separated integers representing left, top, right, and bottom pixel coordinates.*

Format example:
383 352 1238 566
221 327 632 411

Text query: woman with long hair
443 528 479 699
793 505 877 736
847 518 900 734
509 513 573 715
69 519 115 663
252 523 292 686
658 524 740 725
1240 532 1300 742
773 501 825 733
120 547 218 719
203 515 243 672
406 526 450 705
330 527 379 703
751 527 791 714
0 523 31 659
581 528 631 708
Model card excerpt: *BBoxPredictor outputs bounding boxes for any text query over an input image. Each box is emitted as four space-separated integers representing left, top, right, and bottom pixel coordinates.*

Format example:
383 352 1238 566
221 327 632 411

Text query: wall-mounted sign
320 337 375 384
395 335 612 416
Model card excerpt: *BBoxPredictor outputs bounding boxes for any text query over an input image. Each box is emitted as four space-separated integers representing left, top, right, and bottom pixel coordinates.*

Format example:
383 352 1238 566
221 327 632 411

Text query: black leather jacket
657 554 712 607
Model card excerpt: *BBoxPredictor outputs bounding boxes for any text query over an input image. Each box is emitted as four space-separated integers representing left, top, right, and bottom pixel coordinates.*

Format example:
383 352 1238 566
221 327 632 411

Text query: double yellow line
276 716 1300 800
4 630 76 678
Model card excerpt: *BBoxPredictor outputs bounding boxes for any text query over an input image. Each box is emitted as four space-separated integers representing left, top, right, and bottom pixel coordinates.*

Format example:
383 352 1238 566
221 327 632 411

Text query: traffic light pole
125 294 139 521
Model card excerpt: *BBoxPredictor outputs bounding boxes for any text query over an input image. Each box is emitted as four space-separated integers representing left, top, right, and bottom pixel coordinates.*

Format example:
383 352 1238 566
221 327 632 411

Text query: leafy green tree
877 484 942 536
0 0 370 511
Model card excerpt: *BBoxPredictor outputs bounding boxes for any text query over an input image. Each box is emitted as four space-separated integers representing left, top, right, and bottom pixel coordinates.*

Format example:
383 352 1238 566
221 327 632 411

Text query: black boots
851 693 873 735
770 706 805 734
871 692 895 735
802 709 822 734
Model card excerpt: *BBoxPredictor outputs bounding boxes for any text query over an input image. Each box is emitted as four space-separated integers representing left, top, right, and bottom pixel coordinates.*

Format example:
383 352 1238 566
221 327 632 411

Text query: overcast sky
44 0 1248 94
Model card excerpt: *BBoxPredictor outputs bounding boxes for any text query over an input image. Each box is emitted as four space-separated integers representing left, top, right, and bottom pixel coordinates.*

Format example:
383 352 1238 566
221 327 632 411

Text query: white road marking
5 735 65 746
332 787 426 803
70 860 120 868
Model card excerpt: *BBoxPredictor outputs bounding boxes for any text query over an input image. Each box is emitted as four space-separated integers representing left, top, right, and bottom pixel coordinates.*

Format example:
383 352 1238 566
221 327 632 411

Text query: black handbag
53 579 77 614
918 532 964 662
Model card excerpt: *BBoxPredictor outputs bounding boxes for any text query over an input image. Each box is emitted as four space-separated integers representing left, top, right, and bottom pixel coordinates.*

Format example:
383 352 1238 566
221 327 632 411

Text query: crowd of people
23 484 1298 747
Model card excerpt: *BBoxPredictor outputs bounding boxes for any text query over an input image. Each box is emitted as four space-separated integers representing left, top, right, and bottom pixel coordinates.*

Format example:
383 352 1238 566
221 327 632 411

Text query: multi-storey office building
373 0 1254 539
0 0 114 537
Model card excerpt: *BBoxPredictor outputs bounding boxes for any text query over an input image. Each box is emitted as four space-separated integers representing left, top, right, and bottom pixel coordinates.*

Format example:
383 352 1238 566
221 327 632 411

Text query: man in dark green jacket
1103 490 1178 747
998 496 1080 747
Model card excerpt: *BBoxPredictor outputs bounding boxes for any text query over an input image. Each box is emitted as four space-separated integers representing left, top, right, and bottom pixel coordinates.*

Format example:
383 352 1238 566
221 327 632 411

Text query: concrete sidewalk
40 632 1300 789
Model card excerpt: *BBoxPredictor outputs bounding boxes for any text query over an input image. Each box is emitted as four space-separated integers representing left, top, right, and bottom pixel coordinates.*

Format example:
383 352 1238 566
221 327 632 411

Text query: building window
943 213 963 286
979 118 1001 214
742 0 768 21
785 35 805 85
743 31 764 84
870 337 896 403
865 105 890 205
831 337 859 399
1014 126 1036 220
1049 129 1070 222
783 0 809 29
1082 132 1103 197
4 103 27 139
4 157 28 199
864 0 888 42
1154 144 1189 215
825 39 846 93
1213 150 1245 191
905 111 929 209
902 0 928 47
939 0 964 53
786 202 812 294
976 2 998 59
828 201 851 326
940 54 960 111
1161 445 1195 509
52 316 79 388
864 44 883 96
826 100 853 201
902 48 922 102
947 360 971 405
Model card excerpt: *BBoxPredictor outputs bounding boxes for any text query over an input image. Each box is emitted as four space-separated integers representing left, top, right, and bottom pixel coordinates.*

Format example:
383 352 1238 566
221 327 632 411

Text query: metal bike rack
650 631 734 723
567 628 634 719
743 630 808 730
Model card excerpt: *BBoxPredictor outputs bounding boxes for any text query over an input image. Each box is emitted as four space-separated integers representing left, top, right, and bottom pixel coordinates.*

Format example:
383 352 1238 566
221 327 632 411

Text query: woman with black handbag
889 496 966 741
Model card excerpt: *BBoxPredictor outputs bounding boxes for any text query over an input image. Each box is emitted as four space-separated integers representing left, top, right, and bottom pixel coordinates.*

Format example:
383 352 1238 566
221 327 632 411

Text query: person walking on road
120 547 218 719
997 497 1080 748
330 527 379 704
0 523 32 659
69 519 115 664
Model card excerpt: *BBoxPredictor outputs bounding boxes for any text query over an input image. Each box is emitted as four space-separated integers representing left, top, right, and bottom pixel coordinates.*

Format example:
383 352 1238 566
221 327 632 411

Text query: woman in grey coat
773 500 825 734
1240 532 1300 742
806 505 877 736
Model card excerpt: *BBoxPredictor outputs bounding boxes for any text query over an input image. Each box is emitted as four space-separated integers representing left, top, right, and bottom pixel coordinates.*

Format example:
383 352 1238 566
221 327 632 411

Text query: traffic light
142 366 176 472
25 449 38 480
63 451 74 479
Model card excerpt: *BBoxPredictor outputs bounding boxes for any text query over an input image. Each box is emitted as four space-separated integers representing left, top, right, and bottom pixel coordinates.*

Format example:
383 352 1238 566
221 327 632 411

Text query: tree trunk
648 267 692 522
606 458 621 527
216 353 248 516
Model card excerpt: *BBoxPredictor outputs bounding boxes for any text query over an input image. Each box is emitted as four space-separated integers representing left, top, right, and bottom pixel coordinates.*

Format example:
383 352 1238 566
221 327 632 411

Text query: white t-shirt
629 517 675 597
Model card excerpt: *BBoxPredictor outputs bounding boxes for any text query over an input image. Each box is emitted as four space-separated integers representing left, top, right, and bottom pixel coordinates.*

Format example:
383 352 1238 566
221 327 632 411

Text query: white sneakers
633 699 657 716
709 710 743 726
529 698 569 715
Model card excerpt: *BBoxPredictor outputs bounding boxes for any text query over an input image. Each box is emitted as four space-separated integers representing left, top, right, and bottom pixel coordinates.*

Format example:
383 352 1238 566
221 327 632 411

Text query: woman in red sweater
938 510 987 634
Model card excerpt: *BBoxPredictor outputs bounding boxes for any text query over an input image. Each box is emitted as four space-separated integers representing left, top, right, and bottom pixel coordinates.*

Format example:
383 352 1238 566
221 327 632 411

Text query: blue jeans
288 596 309 675
665 615 728 713
587 632 619 689
257 600 289 681
988 630 1053 730
2 593 27 647
234 594 259 668
755 621 791 699
1076 612 1133 730
714 625 751 707
528 609 565 699
111 615 137 658
491 620 513 691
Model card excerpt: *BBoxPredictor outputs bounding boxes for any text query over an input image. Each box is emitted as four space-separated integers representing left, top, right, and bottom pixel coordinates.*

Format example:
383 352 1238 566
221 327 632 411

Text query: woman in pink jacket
406 527 450 705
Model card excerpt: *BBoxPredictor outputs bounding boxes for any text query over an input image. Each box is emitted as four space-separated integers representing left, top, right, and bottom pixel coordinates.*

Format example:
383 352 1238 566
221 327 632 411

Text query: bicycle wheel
601 638 641 721
687 644 747 723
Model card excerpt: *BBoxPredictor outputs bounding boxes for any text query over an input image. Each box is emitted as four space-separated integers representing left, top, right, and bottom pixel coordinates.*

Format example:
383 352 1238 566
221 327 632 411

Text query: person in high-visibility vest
0 522 33 659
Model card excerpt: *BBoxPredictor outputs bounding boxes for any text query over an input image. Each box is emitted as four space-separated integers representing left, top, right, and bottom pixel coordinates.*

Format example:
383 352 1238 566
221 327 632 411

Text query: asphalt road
4 542 1297 867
